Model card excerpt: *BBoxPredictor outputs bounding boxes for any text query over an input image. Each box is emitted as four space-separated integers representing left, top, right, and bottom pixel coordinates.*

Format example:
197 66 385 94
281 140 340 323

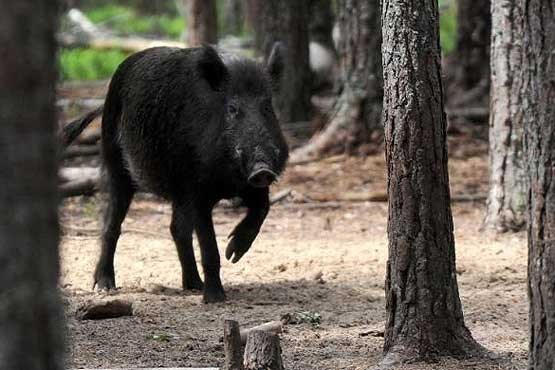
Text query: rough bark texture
0 1 63 369
381 0 482 363
448 0 491 104
224 320 244 370
186 0 218 46
290 0 382 162
523 0 555 368
261 0 312 124
243 331 284 370
483 0 527 233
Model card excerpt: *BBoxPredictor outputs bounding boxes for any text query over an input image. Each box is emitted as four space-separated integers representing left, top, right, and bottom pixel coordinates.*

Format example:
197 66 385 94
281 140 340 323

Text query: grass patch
59 48 128 81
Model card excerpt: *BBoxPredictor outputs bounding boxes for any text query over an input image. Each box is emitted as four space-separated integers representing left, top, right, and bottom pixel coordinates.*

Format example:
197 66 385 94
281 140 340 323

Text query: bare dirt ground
60 127 528 369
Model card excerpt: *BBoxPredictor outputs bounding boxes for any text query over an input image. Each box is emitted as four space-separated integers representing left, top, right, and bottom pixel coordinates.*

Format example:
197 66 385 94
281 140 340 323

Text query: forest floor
60 122 528 370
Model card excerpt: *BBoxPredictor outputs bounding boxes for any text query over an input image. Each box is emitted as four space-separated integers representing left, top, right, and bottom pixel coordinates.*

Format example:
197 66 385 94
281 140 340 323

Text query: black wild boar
62 44 289 303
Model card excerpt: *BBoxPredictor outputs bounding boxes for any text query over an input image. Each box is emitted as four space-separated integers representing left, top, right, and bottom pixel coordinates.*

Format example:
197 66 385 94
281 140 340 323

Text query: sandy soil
60 141 528 370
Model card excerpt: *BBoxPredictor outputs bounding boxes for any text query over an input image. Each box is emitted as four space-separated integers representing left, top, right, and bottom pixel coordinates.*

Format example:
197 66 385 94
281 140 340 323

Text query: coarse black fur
62 44 289 303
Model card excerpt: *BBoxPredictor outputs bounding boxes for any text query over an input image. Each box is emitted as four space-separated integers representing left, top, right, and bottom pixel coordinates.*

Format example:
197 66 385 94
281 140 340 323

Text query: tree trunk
447 0 491 107
186 0 218 46
243 331 284 370
224 320 244 370
0 1 63 370
381 0 483 365
261 0 312 124
483 0 526 233
524 0 555 368
290 0 382 163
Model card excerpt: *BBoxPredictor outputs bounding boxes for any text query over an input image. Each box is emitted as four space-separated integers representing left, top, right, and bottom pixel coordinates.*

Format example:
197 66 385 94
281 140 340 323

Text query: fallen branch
60 177 98 197
59 166 100 182
64 144 100 159
270 188 292 205
76 299 133 320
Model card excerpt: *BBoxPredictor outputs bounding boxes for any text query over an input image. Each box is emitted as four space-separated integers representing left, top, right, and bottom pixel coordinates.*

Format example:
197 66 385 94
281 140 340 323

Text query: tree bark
224 320 244 370
290 0 382 162
261 0 312 124
523 0 555 368
186 0 218 46
243 331 284 370
244 0 263 53
447 0 491 107
483 0 527 233
381 0 483 364
0 1 63 370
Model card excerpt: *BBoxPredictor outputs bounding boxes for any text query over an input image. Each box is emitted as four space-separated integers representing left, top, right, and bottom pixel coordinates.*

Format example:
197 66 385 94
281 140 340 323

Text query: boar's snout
248 163 277 188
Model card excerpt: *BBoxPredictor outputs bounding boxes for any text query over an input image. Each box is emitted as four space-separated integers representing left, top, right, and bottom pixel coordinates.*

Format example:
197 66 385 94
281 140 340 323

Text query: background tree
483 0 526 232
381 0 483 364
223 0 244 36
309 0 335 51
0 1 63 369
260 0 312 124
523 0 555 368
185 0 218 46
447 0 491 107
290 0 382 162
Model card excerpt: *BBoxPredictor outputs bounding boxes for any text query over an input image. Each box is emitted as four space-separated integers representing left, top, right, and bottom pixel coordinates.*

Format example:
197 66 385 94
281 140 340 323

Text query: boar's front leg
195 200 226 303
225 187 270 263
170 201 204 291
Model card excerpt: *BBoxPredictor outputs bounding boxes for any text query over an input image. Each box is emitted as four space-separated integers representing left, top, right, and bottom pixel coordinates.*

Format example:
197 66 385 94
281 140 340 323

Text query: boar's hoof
203 287 226 304
183 277 204 291
94 276 116 292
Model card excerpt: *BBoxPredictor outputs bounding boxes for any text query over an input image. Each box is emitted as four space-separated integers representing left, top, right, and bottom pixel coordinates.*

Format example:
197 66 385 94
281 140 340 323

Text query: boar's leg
226 188 270 263
93 169 134 291
170 201 204 291
195 201 226 303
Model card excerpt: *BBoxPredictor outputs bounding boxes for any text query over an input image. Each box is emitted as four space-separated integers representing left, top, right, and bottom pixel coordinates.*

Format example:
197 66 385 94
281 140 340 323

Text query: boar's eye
227 102 239 117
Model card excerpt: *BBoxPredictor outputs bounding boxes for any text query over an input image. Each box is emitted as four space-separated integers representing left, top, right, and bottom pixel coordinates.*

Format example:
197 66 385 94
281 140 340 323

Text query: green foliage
59 48 128 81
85 5 184 39
439 0 457 55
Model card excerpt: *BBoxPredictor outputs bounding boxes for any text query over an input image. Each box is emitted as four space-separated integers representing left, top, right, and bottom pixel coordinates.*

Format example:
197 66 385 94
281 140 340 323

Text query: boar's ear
197 45 229 92
266 42 284 90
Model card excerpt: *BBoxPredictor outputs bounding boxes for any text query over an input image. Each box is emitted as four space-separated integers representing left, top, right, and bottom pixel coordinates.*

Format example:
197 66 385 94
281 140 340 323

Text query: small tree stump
224 320 244 370
243 330 284 370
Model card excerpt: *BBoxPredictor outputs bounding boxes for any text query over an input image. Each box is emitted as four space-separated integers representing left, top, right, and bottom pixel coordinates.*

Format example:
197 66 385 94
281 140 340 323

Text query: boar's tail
60 105 104 148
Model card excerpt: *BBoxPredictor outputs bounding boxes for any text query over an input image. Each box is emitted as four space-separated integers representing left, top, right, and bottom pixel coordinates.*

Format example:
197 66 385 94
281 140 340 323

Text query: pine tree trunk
447 0 491 106
483 0 526 232
381 0 483 364
223 0 244 36
261 0 312 124
186 0 218 46
290 0 382 162
524 0 555 368
244 0 263 53
309 0 335 50
0 1 63 370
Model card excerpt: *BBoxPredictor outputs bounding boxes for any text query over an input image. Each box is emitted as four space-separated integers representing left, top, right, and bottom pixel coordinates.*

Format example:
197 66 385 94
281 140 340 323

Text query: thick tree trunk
381 0 483 364
290 0 382 163
0 1 63 370
524 0 555 368
243 331 284 370
447 0 491 107
186 0 218 46
261 0 312 124
483 0 526 233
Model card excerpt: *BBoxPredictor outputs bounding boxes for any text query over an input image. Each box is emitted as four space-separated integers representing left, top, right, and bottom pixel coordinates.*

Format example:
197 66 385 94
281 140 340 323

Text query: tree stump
223 320 243 370
243 330 283 370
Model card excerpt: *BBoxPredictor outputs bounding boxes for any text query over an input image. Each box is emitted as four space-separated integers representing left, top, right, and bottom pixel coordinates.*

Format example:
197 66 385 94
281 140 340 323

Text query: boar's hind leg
195 202 226 303
170 202 204 291
225 188 270 264
93 168 134 291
